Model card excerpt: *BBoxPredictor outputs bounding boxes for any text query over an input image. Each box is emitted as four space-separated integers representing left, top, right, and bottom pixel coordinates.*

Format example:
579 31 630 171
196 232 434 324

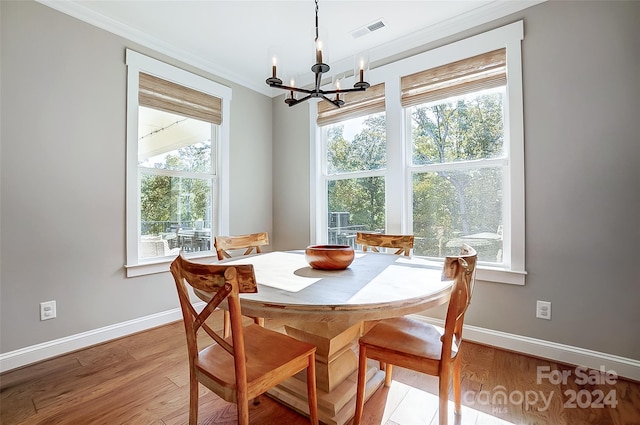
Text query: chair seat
360 317 459 373
196 324 316 402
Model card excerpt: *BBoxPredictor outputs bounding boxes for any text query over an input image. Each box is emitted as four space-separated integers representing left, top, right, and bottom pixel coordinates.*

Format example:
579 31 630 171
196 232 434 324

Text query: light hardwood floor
2 312 639 425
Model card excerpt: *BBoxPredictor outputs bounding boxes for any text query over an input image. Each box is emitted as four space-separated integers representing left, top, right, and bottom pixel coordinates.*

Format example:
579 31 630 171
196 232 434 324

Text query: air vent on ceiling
351 19 386 39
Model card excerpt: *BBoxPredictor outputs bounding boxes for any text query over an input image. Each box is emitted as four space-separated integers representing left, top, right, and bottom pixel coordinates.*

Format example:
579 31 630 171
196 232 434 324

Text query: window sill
476 266 526 285
125 253 217 277
408 255 526 285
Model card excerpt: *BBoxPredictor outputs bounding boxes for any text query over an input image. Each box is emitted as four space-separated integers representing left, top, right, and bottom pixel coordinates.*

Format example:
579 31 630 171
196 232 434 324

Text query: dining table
193 250 454 425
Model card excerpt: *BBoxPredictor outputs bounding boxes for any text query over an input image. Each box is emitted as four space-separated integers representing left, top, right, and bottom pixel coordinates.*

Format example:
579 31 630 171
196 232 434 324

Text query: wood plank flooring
2 312 639 425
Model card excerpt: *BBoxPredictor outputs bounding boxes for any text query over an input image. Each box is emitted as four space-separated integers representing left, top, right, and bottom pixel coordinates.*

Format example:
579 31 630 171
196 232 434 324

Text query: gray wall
272 97 312 251
0 1 272 352
273 1 640 360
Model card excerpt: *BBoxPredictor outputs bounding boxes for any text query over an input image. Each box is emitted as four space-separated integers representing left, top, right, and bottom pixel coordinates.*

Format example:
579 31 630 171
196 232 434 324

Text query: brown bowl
305 245 355 270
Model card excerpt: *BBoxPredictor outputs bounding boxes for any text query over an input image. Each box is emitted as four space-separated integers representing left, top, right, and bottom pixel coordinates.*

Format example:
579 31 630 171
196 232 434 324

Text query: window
315 22 525 284
404 50 507 264
317 84 386 247
125 50 232 277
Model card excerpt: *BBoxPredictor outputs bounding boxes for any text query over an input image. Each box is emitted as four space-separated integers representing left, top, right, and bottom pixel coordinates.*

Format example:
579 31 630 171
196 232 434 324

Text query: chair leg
306 353 319 425
254 317 264 327
223 310 230 338
438 369 450 425
354 345 368 425
189 371 199 425
384 364 393 387
237 398 250 425
453 359 462 416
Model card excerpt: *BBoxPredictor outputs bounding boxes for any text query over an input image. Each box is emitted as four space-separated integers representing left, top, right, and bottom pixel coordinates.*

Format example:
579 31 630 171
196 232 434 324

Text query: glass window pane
412 168 503 263
325 113 386 174
327 177 385 248
140 175 212 257
138 106 213 173
410 88 504 166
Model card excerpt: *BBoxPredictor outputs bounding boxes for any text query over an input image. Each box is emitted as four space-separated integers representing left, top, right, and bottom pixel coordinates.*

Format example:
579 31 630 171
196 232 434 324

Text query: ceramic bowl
305 244 355 270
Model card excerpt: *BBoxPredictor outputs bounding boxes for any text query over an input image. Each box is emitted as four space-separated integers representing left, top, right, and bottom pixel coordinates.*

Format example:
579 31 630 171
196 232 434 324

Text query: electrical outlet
40 300 57 321
536 300 551 320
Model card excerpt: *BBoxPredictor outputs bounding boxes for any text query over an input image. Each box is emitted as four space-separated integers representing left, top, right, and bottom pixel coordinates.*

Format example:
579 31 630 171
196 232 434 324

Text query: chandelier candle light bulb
289 77 296 102
316 41 323 64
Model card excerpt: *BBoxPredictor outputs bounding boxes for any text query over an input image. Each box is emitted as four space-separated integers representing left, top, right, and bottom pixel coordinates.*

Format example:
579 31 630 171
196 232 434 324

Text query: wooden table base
266 321 384 425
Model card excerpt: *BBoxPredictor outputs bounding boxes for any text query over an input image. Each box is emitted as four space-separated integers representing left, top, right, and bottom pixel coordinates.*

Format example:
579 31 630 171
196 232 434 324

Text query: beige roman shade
317 83 385 126
139 72 222 125
401 49 506 108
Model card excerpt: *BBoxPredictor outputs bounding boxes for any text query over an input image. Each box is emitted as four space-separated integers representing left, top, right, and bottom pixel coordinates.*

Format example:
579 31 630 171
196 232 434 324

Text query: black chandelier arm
285 94 313 107
320 95 343 108
269 83 367 96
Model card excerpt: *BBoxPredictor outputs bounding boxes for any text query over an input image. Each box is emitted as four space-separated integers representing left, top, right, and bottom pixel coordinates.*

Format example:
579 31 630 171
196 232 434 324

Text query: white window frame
313 21 526 285
124 50 232 277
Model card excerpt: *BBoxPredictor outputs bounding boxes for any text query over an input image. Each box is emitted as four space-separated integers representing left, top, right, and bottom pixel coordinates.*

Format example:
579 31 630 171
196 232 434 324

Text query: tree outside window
325 113 386 246
410 88 505 262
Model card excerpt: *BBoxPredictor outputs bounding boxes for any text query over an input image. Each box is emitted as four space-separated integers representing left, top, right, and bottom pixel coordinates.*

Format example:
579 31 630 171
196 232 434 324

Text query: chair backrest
214 232 269 260
356 232 415 256
440 244 477 360
170 254 258 395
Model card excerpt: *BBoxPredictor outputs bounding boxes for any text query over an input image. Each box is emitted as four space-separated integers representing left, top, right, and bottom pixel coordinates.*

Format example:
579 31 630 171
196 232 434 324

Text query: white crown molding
369 0 545 66
36 0 268 95
37 0 544 98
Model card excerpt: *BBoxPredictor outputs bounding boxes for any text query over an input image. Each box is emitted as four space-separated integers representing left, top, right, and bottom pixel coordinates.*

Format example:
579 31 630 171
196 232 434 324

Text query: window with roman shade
317 83 387 244
125 50 232 277
403 47 509 266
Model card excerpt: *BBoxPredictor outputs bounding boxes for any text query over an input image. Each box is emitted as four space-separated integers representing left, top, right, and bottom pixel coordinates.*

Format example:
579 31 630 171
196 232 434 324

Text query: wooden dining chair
355 232 415 256
214 232 269 337
170 254 319 425
353 244 477 425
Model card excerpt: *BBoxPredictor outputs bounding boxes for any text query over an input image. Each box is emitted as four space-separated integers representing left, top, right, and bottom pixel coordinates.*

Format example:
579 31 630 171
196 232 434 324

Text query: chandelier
265 0 370 108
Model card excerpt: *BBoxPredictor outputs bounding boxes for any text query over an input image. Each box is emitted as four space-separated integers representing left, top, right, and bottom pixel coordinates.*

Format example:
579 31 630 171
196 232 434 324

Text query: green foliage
326 90 505 261
411 91 504 258
140 143 212 235
328 176 385 231
327 114 386 231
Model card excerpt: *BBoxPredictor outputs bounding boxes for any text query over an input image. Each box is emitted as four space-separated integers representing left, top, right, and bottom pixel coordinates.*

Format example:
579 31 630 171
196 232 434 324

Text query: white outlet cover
536 300 551 320
40 300 57 321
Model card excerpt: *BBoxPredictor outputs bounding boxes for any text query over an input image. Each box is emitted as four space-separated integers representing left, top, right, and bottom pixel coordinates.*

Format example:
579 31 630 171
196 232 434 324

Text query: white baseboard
3 309 638 382
412 315 640 382
0 307 186 373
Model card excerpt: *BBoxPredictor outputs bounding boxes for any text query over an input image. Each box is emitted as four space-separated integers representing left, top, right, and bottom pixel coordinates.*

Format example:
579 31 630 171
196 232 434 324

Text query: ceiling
39 0 542 97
